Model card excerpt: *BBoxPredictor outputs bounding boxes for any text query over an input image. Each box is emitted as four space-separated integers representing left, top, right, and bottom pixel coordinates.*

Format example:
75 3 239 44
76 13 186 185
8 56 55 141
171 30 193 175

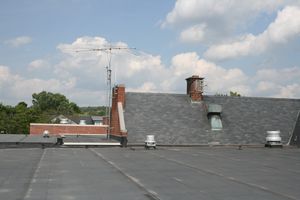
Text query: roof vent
207 104 223 130
145 135 156 149
60 118 68 124
79 120 86 125
207 104 222 114
265 130 282 147
43 130 50 138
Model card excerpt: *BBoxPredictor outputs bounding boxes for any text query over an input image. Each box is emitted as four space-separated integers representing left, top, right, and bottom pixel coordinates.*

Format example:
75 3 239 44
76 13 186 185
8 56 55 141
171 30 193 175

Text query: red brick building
30 123 108 136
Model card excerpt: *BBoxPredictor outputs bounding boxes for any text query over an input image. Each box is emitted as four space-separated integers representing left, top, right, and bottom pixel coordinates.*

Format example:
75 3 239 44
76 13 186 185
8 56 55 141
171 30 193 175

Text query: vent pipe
79 120 86 125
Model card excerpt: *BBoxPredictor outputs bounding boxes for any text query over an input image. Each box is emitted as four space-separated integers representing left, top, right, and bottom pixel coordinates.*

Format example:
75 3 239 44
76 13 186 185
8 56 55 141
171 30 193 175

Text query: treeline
0 91 105 134
0 102 37 134
215 91 241 97
80 106 106 116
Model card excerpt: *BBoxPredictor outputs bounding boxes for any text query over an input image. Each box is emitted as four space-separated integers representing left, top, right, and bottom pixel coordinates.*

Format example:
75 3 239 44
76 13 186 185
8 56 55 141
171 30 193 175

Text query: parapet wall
30 123 108 136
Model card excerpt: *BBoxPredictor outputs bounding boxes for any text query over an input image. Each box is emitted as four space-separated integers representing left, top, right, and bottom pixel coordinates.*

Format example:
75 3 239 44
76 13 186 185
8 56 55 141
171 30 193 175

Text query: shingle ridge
204 95 300 102
126 91 186 96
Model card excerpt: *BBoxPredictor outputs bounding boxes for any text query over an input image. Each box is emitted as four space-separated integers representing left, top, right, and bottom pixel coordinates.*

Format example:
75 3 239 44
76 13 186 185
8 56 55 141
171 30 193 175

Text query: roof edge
125 92 299 101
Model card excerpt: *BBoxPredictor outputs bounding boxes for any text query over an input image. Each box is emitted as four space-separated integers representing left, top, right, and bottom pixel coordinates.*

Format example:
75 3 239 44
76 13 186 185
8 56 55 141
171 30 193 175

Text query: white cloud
266 6 300 43
255 67 300 98
166 52 300 98
0 66 20 89
163 0 216 27
0 65 77 105
204 6 300 60
59 36 300 99
163 0 293 27
277 83 300 98
57 36 109 56
28 59 50 71
168 52 251 95
162 0 295 43
127 82 157 93
179 24 206 43
1 36 300 105
5 36 32 47
257 81 279 92
255 67 300 82
56 36 168 93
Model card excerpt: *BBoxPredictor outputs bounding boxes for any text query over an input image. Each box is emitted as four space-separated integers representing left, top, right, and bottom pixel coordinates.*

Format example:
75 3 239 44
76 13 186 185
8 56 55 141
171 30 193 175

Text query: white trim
30 123 108 128
117 102 127 132
63 142 120 146
61 134 107 137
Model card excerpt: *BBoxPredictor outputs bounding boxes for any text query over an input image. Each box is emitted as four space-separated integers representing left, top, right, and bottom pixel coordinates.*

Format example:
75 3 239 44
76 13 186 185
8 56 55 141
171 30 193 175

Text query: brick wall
110 84 128 138
30 123 108 136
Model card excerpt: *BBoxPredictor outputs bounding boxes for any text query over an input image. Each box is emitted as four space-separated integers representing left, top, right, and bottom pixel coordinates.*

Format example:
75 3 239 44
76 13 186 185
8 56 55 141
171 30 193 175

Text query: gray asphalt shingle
124 92 300 145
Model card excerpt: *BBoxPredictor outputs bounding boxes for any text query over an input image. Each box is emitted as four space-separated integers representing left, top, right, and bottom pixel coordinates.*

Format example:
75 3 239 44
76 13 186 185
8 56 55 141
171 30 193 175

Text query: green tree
14 102 30 134
32 91 81 115
0 103 9 134
80 106 106 116
229 91 241 97
0 102 38 134
1 92 82 134
0 104 16 134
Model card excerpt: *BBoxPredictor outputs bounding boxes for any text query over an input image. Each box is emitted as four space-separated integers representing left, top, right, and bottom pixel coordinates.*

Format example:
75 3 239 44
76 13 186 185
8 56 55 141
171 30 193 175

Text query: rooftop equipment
79 120 86 125
208 104 222 114
265 130 282 147
60 118 68 124
207 104 223 130
145 135 156 149
43 130 50 138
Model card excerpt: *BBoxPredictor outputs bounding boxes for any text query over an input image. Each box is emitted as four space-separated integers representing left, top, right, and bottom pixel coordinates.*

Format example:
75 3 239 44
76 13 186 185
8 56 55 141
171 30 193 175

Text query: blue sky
1 0 300 106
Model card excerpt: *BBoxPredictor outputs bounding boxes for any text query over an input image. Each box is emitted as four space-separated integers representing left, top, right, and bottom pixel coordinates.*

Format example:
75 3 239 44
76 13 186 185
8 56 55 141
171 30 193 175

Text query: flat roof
0 134 57 144
0 147 299 200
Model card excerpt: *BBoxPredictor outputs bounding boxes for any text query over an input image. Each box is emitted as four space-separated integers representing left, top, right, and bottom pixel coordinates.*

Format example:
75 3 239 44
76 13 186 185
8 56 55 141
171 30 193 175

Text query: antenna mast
76 46 135 140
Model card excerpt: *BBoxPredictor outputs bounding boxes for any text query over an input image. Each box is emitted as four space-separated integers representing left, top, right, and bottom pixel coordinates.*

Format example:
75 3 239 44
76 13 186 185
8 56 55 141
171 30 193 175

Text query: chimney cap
186 75 204 80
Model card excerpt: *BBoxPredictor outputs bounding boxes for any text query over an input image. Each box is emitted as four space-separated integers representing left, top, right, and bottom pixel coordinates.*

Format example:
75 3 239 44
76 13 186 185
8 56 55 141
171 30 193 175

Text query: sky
1 0 300 106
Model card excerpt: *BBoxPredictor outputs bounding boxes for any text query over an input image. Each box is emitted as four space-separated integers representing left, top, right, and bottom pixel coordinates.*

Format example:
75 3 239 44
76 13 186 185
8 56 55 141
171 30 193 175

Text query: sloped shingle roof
124 92 300 145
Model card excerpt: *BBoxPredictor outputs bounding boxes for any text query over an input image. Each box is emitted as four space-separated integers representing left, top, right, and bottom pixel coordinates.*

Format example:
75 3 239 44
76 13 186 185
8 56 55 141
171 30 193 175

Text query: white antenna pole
75 46 135 140
107 48 112 139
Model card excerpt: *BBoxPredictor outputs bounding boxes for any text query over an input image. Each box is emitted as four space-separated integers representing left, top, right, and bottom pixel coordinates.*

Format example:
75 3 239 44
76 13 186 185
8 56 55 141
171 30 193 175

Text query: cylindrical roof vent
145 135 156 149
265 130 282 147
79 120 86 125
43 130 50 138
60 118 68 124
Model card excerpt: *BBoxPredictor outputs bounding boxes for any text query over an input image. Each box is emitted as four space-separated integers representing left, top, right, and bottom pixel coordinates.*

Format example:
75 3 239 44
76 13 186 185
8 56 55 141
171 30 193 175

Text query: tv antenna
75 46 136 139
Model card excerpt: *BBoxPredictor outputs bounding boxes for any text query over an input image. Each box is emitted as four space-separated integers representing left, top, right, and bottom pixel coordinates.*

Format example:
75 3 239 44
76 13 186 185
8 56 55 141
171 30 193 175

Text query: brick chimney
186 75 204 101
113 84 126 107
110 84 127 140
